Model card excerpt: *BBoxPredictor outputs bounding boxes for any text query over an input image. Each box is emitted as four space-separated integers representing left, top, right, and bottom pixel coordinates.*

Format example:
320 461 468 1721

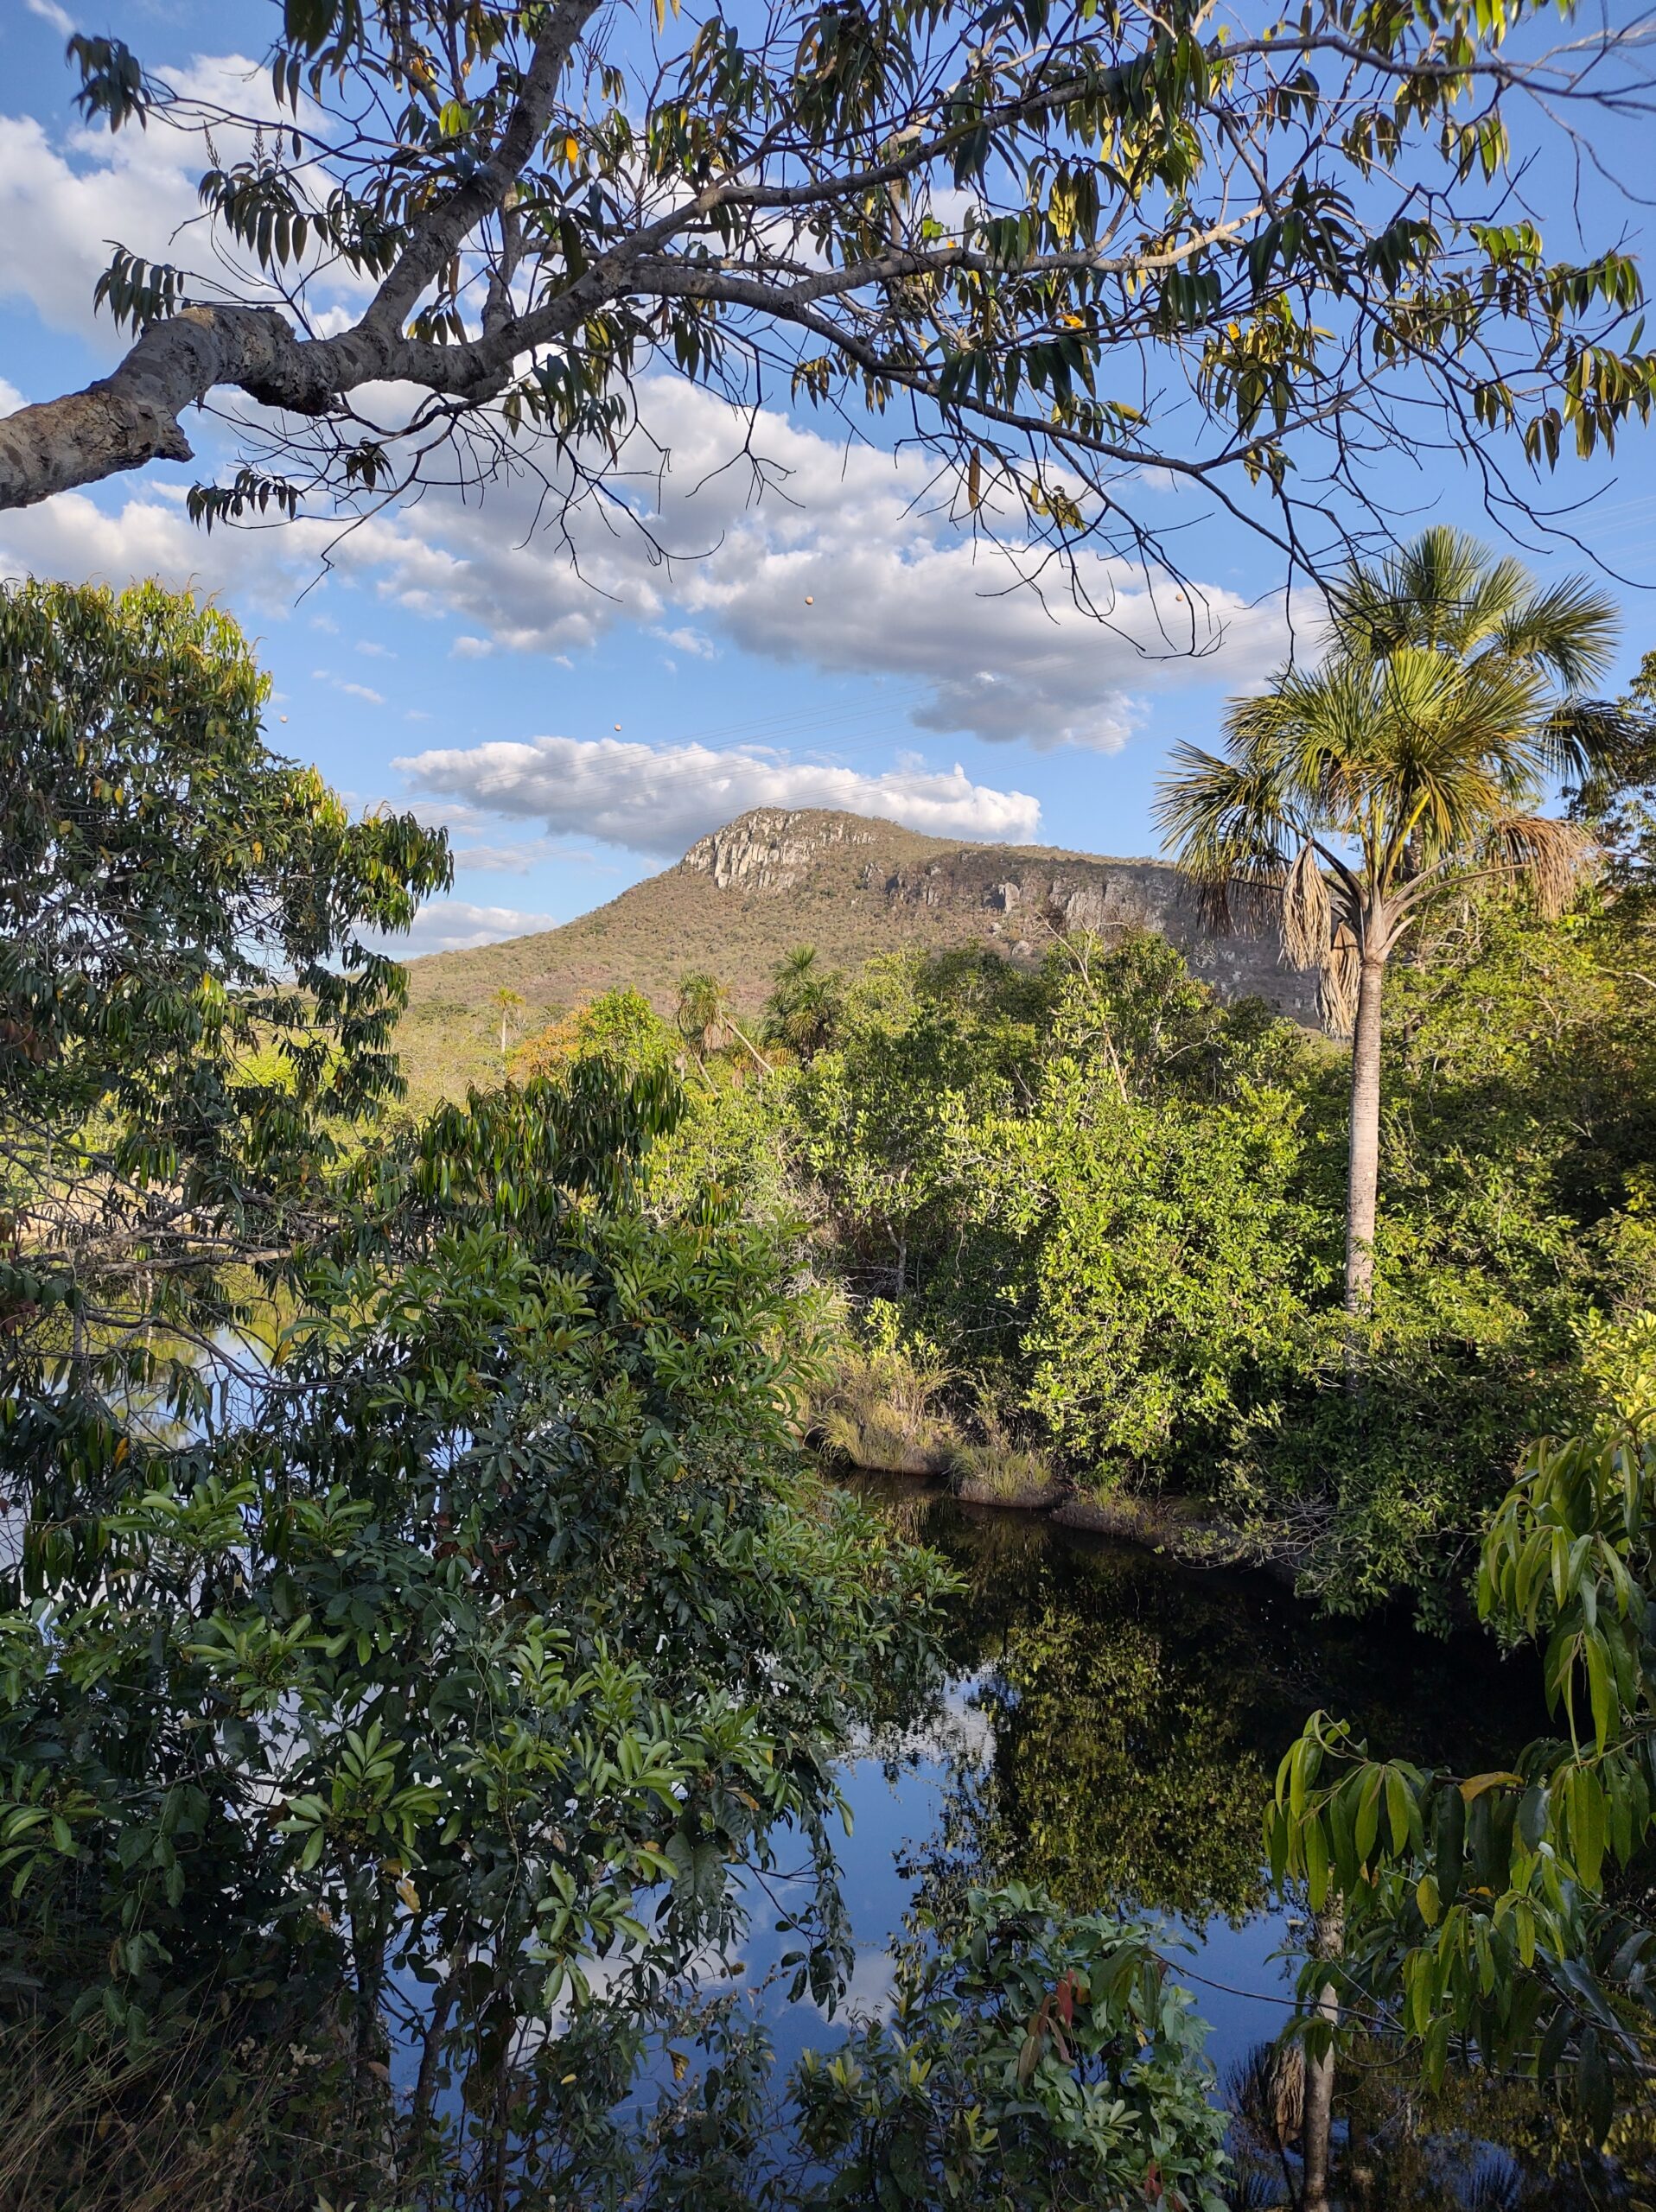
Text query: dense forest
547 840 1656 1618
6 0 1656 2189
3 567 1653 2209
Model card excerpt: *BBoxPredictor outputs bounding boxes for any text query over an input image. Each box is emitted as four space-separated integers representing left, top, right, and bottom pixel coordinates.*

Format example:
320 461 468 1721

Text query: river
700 1483 1647 2208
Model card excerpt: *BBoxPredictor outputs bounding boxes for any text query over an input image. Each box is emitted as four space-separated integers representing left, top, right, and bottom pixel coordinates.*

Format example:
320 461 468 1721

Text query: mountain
394 807 1322 1103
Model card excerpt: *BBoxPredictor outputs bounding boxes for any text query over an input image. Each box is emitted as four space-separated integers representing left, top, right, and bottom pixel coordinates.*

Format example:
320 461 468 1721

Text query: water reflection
759 1483 1653 2208
871 1483 1546 1931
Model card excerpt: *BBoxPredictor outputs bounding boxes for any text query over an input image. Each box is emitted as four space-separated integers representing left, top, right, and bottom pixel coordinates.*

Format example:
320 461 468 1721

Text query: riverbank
817 1438 1299 1579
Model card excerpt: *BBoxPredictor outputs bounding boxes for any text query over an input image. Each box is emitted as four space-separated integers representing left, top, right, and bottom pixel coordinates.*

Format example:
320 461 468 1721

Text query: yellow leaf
564 136 580 165
1459 1771 1523 1803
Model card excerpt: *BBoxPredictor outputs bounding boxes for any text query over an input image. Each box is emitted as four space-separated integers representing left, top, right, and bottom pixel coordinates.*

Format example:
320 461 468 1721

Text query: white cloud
328 377 1309 752
385 899 559 958
453 842 550 874
822 1948 897 2026
313 668 385 704
24 0 75 34
452 836 621 876
653 624 717 659
329 376 1310 756
0 56 277 350
0 400 1300 764
0 480 328 614
397 732 1040 855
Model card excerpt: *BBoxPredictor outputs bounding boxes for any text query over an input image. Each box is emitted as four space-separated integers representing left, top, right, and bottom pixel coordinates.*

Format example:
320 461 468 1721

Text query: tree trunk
1300 1904 1344 2212
1343 954 1387 1314
725 1016 773 1074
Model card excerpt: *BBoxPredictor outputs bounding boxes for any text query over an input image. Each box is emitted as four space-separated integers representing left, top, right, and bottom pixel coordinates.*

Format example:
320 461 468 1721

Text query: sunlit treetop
6 0 1656 599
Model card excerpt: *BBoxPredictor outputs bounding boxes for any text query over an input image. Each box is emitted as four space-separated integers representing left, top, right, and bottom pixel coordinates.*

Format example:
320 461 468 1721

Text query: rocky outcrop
683 808 1320 1021
684 810 878 892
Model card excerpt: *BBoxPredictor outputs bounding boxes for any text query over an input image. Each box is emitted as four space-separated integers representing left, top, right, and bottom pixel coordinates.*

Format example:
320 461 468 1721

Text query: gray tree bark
1300 1903 1344 2212
1343 950 1387 1314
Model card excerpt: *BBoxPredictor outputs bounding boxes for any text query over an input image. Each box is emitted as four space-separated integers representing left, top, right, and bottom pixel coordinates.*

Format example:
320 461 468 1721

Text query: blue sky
4 0 1656 957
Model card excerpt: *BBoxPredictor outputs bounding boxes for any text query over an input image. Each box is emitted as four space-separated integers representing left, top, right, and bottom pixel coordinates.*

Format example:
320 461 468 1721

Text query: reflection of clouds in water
525 1926 741 2050
850 1667 996 1774
820 1947 897 2026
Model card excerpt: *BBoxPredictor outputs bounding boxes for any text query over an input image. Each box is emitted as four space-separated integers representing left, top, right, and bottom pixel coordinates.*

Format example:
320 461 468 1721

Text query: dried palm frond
1487 811 1593 918
1280 840 1332 972
1319 919 1361 1038
1226 2037 1305 2149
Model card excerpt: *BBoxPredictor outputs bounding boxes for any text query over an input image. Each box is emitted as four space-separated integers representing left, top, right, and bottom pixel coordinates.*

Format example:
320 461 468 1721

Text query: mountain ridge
394 807 1320 1102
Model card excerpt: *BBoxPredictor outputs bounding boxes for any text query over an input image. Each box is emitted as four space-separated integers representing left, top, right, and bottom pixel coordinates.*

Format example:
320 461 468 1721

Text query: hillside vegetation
397 806 1320 1101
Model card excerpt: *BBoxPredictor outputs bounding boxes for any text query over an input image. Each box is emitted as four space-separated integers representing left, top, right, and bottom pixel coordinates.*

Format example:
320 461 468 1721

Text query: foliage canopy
5 0 1656 599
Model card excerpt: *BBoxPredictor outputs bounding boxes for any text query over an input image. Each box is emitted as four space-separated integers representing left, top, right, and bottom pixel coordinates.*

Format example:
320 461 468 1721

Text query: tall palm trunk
1343 950 1387 1313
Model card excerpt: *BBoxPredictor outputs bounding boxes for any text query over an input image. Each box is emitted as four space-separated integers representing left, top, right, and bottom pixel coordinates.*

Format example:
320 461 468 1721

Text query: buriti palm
1156 528 1624 1314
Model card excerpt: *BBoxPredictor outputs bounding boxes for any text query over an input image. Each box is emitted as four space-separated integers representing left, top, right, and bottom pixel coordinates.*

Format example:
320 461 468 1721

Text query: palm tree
674 969 771 1075
764 944 844 1059
493 984 525 1071
1155 527 1621 1314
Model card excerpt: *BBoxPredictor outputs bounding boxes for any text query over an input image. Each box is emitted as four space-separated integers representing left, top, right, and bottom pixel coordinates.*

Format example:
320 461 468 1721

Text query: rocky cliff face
683 808 1320 1020
683 810 879 892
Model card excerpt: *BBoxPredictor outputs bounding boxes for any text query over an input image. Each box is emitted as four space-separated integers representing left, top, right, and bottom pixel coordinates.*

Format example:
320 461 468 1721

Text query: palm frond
1280 839 1331 971
1449 550 1535 651
1153 740 1292 882
1483 811 1593 917
1493 572 1619 690
1393 526 1515 652
1320 919 1362 1038
1372 651 1529 858
1157 527 1618 1022
1337 526 1519 658
1537 695 1646 785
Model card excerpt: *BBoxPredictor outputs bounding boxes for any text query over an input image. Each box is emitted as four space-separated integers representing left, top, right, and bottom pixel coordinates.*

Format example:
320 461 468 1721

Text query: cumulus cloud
339 376 1307 752
0 56 281 350
397 733 1041 855
0 480 328 614
0 321 1302 758
385 899 559 958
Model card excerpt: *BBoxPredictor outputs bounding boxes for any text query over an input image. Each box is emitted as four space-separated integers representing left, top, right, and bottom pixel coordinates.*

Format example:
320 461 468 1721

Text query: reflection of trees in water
1227 2034 1656 2210
942 1596 1272 1923
863 1490 1549 1934
847 1489 1650 2210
